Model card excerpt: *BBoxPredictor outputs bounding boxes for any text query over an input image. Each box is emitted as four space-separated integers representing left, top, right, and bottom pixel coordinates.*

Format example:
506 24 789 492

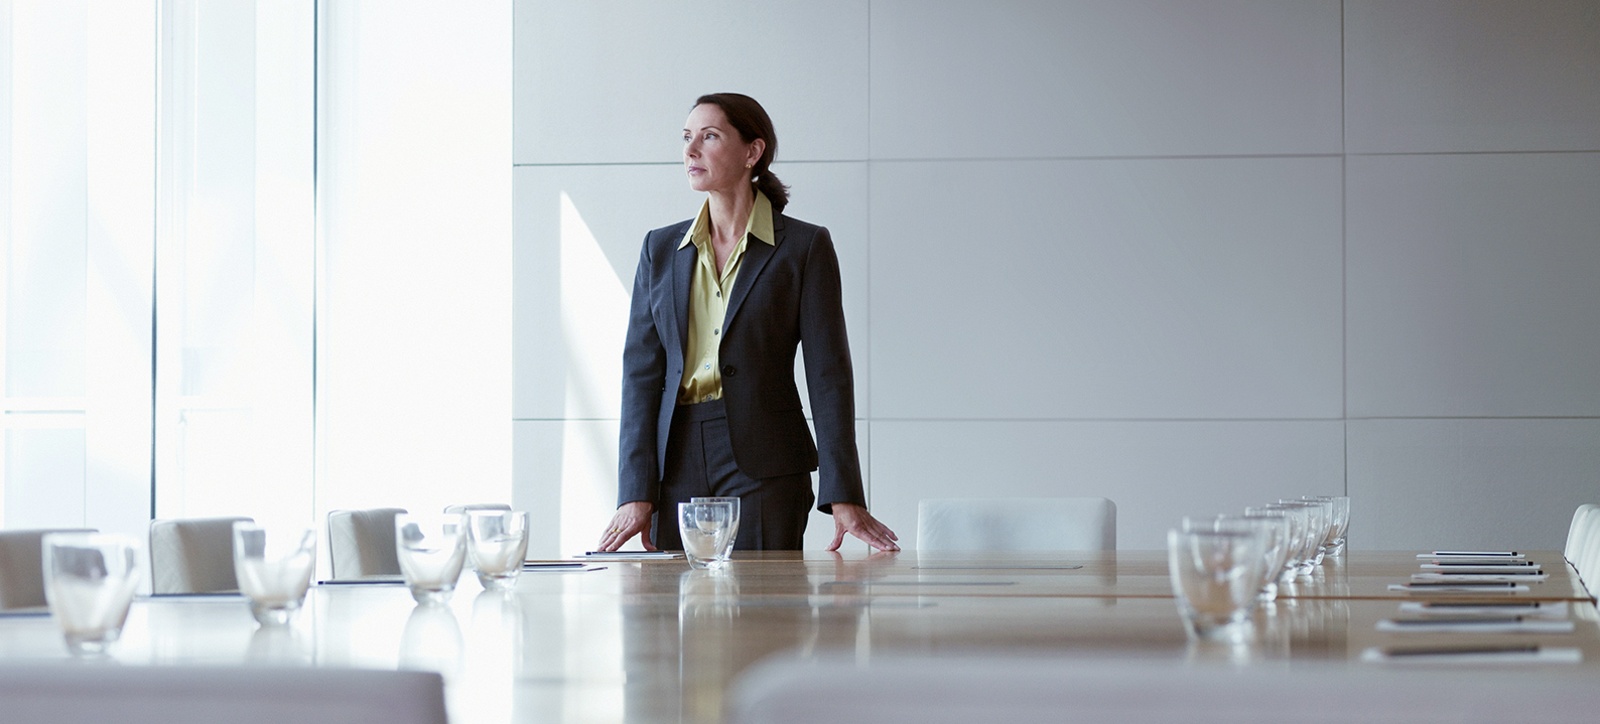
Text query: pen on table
1402 581 1519 588
1428 561 1538 567
1421 601 1546 609
1385 616 1524 626
1429 551 1520 557
1381 644 1540 657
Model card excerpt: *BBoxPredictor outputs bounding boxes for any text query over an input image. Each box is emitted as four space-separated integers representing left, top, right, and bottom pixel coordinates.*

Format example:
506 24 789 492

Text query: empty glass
465 510 530 591
1308 495 1350 556
1246 505 1304 580
396 513 469 604
679 501 736 570
1218 514 1291 602
41 532 142 656
1265 502 1320 575
1285 498 1335 566
232 522 317 626
689 496 741 564
1167 528 1268 642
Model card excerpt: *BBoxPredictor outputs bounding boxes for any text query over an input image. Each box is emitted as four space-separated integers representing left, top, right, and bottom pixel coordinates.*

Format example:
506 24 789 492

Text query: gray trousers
652 399 814 551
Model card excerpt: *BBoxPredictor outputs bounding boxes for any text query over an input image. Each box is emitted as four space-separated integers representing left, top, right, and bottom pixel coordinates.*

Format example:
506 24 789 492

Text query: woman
597 93 898 553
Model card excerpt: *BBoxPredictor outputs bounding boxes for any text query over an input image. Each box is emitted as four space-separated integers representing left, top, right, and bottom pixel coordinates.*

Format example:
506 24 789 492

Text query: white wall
512 0 1600 553
318 2 513 522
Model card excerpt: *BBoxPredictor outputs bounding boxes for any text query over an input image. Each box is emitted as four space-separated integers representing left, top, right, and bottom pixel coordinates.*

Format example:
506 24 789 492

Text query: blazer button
721 365 737 377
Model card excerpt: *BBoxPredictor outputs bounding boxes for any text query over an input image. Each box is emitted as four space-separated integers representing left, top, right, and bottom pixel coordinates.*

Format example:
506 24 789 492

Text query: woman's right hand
597 501 657 552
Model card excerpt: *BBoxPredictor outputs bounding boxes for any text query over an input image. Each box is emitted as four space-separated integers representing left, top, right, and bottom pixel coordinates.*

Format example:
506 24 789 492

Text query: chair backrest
917 497 1116 552
1575 507 1600 600
0 528 97 610
149 517 253 594
731 655 1600 724
443 503 512 515
0 664 447 724
327 508 407 579
1563 503 1598 565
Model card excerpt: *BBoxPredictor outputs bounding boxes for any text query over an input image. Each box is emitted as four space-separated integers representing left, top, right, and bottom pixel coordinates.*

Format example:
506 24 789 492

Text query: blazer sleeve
617 232 667 506
797 227 868 513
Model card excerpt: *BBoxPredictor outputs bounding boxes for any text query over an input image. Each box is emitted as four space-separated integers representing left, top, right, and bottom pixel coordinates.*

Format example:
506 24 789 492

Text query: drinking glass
41 532 142 656
1308 495 1350 556
1265 502 1320 575
1285 498 1335 566
1167 528 1268 642
396 513 469 604
679 501 736 570
689 496 741 565
1246 505 1304 581
1217 514 1290 602
465 510 530 591
232 522 318 626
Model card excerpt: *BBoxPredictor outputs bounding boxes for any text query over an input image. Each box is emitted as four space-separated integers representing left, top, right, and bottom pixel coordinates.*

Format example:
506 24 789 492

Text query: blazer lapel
671 242 697 352
723 215 781 332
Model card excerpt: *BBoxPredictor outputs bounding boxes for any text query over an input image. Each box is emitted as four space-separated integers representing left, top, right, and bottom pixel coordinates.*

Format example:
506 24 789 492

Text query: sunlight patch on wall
558 191 629 553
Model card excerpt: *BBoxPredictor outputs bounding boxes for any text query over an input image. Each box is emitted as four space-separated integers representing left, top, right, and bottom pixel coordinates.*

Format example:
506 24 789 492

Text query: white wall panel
870 0 1342 159
1346 0 1600 154
1348 419 1600 551
870 420 1345 551
514 162 871 420
514 0 869 164
1347 153 1600 418
870 157 1343 420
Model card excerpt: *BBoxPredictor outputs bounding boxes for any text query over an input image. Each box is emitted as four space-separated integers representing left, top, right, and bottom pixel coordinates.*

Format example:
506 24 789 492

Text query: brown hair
694 93 789 213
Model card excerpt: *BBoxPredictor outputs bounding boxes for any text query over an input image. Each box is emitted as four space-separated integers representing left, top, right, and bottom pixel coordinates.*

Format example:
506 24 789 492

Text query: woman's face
683 103 763 195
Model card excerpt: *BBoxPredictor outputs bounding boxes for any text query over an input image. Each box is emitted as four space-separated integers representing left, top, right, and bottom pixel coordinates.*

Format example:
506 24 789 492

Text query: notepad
317 577 406 586
1387 582 1530 593
1398 601 1569 618
580 550 684 561
1361 645 1581 664
1418 563 1541 572
1410 572 1548 583
1376 617 1575 634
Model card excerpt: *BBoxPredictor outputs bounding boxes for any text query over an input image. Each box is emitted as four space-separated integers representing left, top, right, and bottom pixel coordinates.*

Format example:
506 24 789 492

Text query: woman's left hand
827 503 901 552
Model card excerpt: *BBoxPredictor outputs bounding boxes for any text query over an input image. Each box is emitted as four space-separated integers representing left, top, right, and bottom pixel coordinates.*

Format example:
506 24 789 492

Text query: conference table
0 550 1595 723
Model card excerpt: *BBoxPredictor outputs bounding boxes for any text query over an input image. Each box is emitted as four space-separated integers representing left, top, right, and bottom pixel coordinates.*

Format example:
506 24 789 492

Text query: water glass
465 510 530 591
232 523 317 626
1245 506 1303 580
41 532 142 656
1167 528 1268 642
1264 502 1319 575
1217 514 1291 602
396 513 469 604
689 496 741 563
679 501 736 570
1286 498 1335 565
1308 495 1350 556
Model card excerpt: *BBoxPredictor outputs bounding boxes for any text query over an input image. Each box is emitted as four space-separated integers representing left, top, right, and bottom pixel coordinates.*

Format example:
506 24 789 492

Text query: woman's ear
747 138 766 169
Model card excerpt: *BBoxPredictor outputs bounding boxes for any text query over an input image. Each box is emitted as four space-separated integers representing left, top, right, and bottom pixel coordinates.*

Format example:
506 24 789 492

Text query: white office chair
0 528 96 610
327 508 407 579
1563 504 1599 593
917 497 1116 552
149 516 253 594
1575 508 1600 600
731 654 1600 724
443 503 512 515
0 664 447 724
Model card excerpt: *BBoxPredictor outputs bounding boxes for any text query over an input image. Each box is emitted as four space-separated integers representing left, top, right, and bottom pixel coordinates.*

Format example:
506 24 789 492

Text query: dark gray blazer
616 212 866 514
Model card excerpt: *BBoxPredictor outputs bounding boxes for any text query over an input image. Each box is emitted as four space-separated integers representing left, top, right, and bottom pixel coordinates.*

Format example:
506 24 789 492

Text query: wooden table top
1 550 1593 724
